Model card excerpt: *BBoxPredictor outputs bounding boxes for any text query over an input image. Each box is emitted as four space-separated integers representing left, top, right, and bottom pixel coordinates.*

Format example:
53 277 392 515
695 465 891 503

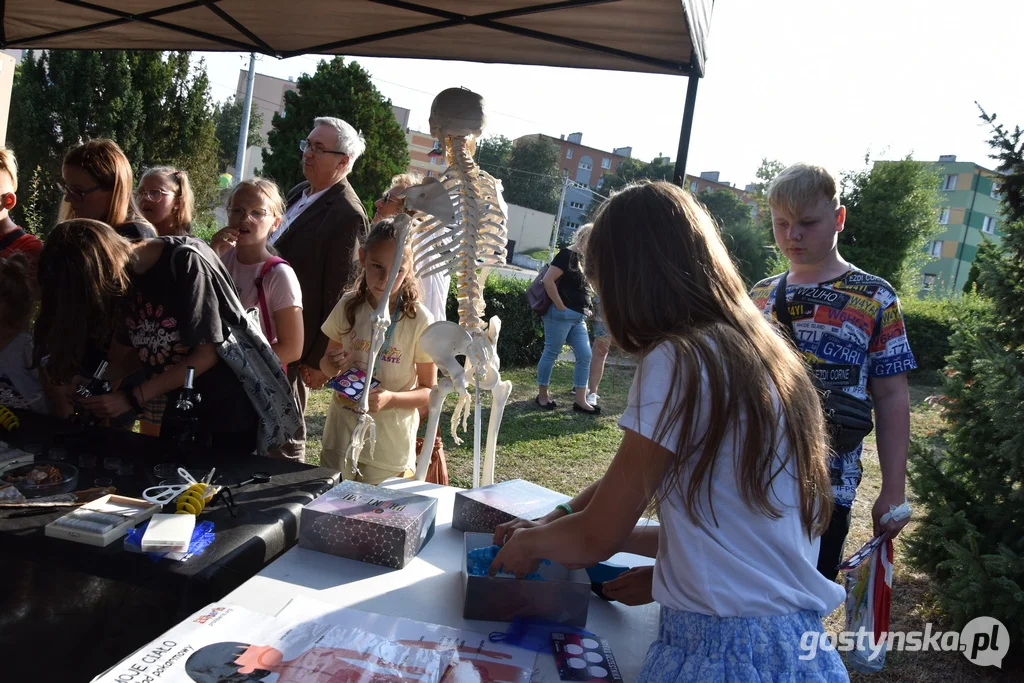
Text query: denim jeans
537 306 592 389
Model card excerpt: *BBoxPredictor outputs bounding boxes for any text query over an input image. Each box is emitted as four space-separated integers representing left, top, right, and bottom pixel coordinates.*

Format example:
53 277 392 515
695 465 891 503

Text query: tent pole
673 69 700 186
235 52 256 183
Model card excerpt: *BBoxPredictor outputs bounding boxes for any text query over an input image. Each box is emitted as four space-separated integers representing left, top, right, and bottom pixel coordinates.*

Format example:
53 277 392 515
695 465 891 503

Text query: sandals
535 396 557 410
573 402 601 415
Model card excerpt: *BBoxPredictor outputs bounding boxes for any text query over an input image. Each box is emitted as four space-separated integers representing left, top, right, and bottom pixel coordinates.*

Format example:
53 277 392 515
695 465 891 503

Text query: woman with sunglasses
60 139 156 241
136 166 194 236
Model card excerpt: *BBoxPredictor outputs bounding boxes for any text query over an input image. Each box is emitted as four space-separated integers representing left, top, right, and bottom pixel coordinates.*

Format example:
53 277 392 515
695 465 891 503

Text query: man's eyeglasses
227 207 272 221
299 139 347 156
135 189 176 202
59 181 104 202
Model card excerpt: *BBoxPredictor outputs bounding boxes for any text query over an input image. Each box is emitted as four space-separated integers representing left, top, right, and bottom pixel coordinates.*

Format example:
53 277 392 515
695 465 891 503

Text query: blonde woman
137 166 194 236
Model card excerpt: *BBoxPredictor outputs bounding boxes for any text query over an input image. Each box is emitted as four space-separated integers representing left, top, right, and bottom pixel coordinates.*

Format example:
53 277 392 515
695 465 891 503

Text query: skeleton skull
429 88 486 140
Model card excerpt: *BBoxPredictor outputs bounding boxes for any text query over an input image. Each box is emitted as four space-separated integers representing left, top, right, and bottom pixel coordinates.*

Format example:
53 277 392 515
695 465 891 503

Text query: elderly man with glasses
270 116 369 462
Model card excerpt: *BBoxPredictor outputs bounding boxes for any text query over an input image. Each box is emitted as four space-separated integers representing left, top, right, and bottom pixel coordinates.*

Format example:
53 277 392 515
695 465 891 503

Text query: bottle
160 366 202 451
73 360 111 426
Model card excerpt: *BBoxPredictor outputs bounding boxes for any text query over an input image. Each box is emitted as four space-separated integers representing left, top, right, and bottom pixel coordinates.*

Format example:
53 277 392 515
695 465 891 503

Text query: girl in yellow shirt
319 219 436 484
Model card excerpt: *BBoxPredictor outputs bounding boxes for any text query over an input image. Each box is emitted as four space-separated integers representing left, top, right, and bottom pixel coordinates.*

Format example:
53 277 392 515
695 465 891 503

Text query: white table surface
223 479 660 681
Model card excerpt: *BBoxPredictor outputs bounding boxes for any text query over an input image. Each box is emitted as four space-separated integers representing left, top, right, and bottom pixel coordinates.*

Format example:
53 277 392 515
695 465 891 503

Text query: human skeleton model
411 88 511 488
344 87 510 487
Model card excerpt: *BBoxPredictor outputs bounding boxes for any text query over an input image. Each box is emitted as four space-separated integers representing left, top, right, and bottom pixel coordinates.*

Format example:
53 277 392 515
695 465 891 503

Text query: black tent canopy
1 0 714 177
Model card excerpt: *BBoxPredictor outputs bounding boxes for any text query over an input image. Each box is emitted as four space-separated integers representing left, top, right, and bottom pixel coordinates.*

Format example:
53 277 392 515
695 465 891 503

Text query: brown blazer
275 178 368 369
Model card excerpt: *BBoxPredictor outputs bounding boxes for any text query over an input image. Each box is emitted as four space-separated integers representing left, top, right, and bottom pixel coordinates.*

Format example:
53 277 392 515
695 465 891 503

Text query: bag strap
773 271 797 344
0 228 27 253
255 256 289 342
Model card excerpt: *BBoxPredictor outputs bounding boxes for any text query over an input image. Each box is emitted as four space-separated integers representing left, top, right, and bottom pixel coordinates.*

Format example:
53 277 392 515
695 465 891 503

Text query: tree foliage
213 95 266 170
9 50 221 234
697 188 771 285
261 58 408 216
474 135 513 181
838 156 942 292
906 106 1024 643
497 136 561 214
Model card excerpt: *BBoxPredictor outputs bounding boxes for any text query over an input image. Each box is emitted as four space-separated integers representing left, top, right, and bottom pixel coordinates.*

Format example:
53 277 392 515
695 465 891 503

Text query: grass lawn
303 363 1005 682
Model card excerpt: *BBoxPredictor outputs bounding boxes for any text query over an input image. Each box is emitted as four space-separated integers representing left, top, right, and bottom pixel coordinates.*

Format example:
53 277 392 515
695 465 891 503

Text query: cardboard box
452 479 571 533
299 481 437 569
462 532 591 627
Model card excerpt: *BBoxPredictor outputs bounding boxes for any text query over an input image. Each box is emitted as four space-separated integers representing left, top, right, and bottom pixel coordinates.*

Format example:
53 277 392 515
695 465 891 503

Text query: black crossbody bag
774 272 874 453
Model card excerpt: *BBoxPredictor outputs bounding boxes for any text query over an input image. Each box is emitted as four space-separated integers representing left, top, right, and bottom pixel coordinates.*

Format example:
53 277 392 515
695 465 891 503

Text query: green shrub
901 294 992 374
445 272 544 368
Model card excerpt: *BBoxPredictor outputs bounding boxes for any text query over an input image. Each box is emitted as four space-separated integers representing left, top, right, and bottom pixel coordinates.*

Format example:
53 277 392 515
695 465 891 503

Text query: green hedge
445 273 544 368
902 294 993 374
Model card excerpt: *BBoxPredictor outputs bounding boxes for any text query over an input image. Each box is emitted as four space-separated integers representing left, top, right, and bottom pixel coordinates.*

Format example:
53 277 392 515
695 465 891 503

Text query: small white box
141 513 195 553
44 495 161 547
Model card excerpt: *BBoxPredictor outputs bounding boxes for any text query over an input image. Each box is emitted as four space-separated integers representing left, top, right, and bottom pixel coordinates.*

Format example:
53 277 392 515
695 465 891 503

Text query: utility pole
234 53 256 184
549 176 570 262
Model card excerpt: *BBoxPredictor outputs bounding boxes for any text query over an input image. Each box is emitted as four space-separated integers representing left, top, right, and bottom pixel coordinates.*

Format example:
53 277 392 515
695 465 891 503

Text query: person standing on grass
586 293 613 407
271 116 370 463
493 181 846 681
318 219 435 485
535 224 598 414
749 163 915 580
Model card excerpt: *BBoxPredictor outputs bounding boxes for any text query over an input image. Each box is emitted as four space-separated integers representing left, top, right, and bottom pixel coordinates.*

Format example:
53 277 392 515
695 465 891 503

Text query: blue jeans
537 306 592 389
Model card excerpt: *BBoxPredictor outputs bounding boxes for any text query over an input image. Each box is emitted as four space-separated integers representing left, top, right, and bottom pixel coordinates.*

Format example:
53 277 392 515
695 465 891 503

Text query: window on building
942 174 957 191
689 180 699 192
938 208 950 224
566 148 573 159
922 273 937 290
426 170 434 178
430 156 437 165
432 139 440 150
982 215 996 234
562 168 569 178
579 162 592 171
565 220 579 229
568 201 586 210
601 158 611 169
991 182 1002 199
929 240 942 258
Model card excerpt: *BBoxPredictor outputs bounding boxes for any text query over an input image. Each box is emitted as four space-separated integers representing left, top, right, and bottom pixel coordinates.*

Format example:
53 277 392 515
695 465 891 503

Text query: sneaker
587 392 599 405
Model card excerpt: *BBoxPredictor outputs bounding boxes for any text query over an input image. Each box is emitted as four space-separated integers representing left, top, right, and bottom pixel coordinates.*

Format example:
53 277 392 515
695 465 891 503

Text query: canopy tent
0 0 714 178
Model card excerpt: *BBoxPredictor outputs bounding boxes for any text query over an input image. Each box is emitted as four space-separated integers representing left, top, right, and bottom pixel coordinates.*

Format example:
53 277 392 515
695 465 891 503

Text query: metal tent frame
1 0 713 179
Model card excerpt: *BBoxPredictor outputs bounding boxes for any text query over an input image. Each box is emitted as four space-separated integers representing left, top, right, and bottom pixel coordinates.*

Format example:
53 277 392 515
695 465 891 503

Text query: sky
196 0 1024 189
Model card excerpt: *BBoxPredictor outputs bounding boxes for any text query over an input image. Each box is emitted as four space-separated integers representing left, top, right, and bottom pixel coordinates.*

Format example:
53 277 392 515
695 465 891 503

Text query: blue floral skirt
638 607 849 682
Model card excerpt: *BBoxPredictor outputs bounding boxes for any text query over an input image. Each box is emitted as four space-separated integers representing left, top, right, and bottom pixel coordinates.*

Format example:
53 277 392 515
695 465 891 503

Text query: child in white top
212 179 303 367
319 218 435 485
492 181 848 682
0 254 49 413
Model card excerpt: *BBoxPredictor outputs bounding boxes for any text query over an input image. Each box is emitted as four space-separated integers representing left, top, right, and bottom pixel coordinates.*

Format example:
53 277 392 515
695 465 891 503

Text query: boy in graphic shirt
750 163 915 580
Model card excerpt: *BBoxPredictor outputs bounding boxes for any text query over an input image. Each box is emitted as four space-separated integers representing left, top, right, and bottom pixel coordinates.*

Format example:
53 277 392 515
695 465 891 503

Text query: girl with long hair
318 218 436 484
60 139 156 240
492 182 847 681
136 166 194 236
34 219 264 455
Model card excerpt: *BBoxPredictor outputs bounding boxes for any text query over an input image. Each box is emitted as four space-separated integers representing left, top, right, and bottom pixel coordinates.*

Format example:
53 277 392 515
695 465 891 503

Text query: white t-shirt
269 185 330 245
0 333 48 414
418 271 450 324
220 248 303 343
618 341 845 617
